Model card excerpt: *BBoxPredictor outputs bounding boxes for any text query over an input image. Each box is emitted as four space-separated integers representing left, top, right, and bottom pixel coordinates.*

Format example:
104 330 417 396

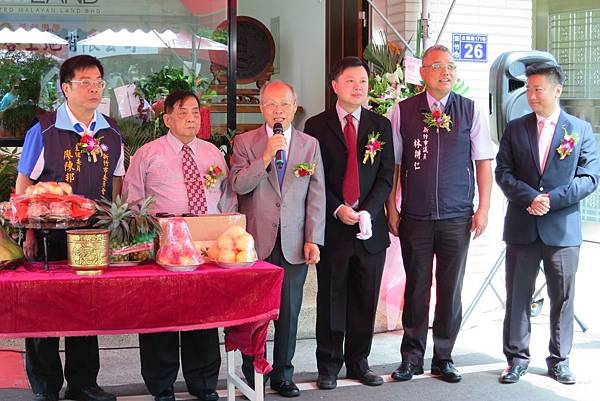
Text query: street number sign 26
452 33 488 62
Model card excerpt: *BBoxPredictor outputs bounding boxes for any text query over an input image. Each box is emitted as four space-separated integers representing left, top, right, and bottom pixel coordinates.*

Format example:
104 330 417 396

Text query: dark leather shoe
500 364 527 384
347 369 384 386
271 380 300 397
64 386 116 401
431 361 462 383
154 394 176 401
190 390 219 401
391 361 424 381
548 364 576 384
32 393 58 401
316 375 337 390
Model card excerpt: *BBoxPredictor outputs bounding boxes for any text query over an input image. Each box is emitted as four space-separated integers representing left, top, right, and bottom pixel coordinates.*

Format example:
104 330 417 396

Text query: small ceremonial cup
66 229 110 275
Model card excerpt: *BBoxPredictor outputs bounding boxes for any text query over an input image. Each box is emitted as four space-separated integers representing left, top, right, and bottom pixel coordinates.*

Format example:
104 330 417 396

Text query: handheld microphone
273 122 285 167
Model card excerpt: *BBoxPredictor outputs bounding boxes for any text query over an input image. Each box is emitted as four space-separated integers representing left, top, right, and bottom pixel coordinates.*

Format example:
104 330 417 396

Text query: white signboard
113 84 138 118
404 56 422 85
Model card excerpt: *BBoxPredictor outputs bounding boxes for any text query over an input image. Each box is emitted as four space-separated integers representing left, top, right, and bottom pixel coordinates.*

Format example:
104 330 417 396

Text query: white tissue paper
356 210 372 240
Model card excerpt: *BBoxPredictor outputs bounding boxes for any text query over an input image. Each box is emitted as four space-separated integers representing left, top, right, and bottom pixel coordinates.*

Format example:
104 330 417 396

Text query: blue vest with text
35 112 121 201
399 91 475 220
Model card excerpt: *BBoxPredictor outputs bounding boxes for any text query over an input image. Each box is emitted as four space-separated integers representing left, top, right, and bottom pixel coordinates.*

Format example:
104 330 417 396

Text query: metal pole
365 0 416 55
227 0 237 133
191 33 197 89
421 0 430 51
435 0 458 45
461 247 506 329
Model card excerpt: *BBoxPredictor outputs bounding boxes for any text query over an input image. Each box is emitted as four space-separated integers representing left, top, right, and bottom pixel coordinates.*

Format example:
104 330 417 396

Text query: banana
0 237 24 261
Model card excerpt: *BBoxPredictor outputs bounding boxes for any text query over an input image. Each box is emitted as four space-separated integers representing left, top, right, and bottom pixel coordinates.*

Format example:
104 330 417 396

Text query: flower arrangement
364 39 416 117
423 108 452 133
363 35 472 118
363 132 385 164
204 164 225 188
76 135 108 163
556 127 578 160
293 162 316 177
368 66 412 117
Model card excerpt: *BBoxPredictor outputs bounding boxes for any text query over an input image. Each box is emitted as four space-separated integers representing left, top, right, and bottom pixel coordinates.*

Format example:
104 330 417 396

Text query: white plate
209 259 257 269
159 263 201 272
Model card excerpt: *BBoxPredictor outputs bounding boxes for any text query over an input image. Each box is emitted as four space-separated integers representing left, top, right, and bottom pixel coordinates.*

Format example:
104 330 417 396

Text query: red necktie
182 145 208 215
343 114 360 206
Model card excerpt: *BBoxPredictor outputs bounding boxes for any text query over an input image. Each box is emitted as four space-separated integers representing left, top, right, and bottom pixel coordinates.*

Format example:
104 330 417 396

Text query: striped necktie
181 144 208 215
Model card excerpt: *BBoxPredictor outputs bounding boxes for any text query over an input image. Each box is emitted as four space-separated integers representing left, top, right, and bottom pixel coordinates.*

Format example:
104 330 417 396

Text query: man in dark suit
304 57 394 390
496 62 599 385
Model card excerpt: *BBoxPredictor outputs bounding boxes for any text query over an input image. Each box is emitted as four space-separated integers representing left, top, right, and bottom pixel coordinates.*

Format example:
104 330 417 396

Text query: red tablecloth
0 261 283 373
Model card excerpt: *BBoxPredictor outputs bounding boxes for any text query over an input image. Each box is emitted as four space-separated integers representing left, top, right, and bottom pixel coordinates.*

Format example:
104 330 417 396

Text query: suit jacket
304 107 395 254
495 110 600 246
230 125 326 264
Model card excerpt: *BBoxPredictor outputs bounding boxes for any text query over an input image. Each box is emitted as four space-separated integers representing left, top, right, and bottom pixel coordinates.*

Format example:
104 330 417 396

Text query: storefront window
236 0 326 131
0 0 230 145
0 0 235 202
548 8 600 238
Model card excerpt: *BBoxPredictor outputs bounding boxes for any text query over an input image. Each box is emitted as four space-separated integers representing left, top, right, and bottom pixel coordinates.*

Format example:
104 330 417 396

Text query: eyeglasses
261 101 296 111
68 79 107 89
422 63 457 71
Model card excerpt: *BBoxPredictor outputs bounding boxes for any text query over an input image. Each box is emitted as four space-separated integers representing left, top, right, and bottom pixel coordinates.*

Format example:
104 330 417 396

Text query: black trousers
503 240 579 369
315 237 386 378
26 230 101 394
139 329 221 396
399 216 471 366
242 233 308 385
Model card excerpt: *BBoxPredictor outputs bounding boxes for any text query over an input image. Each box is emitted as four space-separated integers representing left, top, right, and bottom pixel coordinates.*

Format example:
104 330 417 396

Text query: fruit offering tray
11 218 90 230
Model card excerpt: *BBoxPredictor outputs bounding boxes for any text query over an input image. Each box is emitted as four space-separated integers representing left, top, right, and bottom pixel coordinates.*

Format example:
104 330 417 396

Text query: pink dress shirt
536 108 560 173
123 132 237 215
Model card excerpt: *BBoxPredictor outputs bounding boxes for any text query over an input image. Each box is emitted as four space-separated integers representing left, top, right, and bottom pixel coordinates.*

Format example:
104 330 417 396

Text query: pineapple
94 195 161 263
94 195 134 262
129 195 161 262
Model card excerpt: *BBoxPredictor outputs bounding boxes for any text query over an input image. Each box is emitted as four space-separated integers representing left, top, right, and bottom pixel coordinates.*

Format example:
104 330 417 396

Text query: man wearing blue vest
386 45 494 383
16 55 123 401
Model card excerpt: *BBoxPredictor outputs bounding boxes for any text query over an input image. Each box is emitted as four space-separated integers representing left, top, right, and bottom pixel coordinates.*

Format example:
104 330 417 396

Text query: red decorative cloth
0 261 283 374
197 107 212 140
182 145 208 215
343 113 360 205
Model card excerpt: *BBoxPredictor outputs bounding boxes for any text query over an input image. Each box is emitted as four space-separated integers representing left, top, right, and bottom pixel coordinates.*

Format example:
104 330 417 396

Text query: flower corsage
293 162 316 177
75 135 107 163
204 164 225 188
423 109 452 133
556 127 578 160
363 132 385 165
